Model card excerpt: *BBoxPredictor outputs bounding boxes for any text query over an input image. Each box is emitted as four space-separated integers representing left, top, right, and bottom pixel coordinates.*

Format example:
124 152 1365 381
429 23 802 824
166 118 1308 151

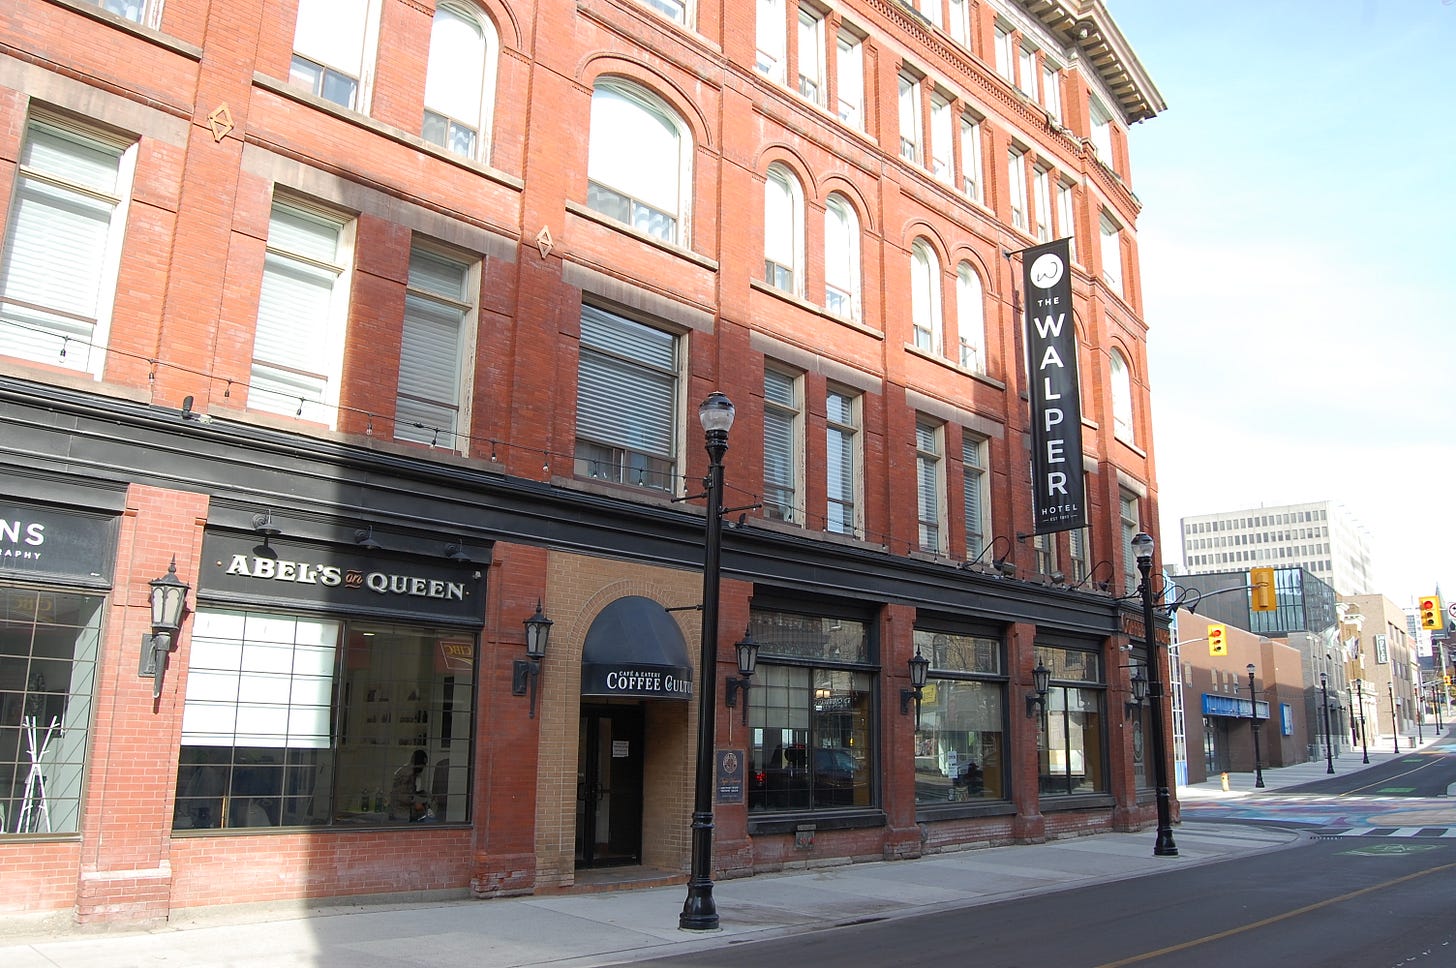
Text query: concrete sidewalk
9 741 1441 968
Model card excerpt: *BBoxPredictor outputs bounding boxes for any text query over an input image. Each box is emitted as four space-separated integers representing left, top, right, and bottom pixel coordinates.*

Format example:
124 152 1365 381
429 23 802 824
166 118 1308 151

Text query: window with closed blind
825 386 860 537
763 366 802 524
0 114 134 377
916 417 945 555
962 434 987 561
250 199 352 427
574 306 680 492
395 245 474 451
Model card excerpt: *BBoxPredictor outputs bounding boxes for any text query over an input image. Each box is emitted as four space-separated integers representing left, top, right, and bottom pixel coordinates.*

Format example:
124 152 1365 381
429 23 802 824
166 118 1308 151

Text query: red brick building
0 0 1165 926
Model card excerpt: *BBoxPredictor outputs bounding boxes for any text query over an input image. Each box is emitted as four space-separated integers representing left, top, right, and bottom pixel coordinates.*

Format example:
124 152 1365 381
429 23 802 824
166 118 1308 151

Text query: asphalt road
633 837 1456 968
1278 734 1456 798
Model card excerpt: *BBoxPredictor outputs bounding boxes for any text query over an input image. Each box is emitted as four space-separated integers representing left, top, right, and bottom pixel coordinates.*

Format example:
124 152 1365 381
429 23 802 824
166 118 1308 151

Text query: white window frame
639 0 689 25
587 79 692 246
929 92 953 183
0 113 135 379
1033 164 1052 243
574 305 682 493
756 0 787 83
395 244 476 452
764 163 804 295
959 112 983 203
836 30 865 131
1017 44 1037 96
1007 147 1028 231
1041 62 1062 122
1090 96 1115 165
824 193 861 321
956 262 984 374
947 0 971 47
1099 211 1123 294
423 2 499 163
1110 348 1134 444
962 433 988 561
916 417 946 555
796 5 827 106
250 198 353 428
290 0 383 113
898 72 922 164
994 23 1015 83
1056 179 1077 260
1120 490 1140 593
87 0 164 28
825 385 861 537
910 239 942 354
763 365 804 524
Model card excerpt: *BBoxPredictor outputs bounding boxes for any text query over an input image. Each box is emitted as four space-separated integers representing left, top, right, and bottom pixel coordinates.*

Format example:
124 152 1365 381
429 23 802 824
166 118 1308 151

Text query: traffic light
1419 596 1443 631
1250 568 1276 612
1207 624 1227 656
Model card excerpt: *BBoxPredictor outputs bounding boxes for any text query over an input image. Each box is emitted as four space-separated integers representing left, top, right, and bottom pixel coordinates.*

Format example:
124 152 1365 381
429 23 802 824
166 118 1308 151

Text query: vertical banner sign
1023 238 1087 534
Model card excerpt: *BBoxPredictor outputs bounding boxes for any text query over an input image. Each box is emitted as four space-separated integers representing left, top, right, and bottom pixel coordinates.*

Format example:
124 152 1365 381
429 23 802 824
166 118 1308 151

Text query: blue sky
1107 0 1456 607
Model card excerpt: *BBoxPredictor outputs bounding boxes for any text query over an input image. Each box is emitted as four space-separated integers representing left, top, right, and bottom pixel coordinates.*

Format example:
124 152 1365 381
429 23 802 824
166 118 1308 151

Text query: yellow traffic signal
1208 624 1227 656
1250 568 1276 612
1419 596 1443 630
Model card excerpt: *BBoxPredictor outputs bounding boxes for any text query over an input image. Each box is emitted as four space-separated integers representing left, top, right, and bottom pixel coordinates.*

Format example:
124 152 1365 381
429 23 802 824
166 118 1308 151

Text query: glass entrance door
575 704 644 868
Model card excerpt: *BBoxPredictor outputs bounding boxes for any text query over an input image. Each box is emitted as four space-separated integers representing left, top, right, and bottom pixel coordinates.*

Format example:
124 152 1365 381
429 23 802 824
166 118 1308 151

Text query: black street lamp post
1434 684 1443 733
1246 663 1265 788
1389 682 1400 754
680 392 734 932
1132 532 1177 857
1319 672 1334 774
1354 679 1370 764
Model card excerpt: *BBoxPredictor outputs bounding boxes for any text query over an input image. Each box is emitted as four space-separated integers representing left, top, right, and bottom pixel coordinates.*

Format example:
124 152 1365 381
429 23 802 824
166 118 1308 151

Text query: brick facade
0 0 1167 927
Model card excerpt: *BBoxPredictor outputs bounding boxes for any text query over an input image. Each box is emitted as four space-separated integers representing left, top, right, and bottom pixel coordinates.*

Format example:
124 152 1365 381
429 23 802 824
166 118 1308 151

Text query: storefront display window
174 608 473 830
0 587 102 835
911 629 1005 805
1035 644 1107 796
746 606 874 812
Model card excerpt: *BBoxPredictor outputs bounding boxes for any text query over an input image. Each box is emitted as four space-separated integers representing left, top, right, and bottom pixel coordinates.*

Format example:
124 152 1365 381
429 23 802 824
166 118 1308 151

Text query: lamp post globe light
680 392 734 932
1246 664 1265 789
1131 532 1177 857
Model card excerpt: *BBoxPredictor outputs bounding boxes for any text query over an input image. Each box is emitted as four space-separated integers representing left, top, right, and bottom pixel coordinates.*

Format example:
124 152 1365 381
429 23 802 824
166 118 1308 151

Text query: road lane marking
1091 861 1456 967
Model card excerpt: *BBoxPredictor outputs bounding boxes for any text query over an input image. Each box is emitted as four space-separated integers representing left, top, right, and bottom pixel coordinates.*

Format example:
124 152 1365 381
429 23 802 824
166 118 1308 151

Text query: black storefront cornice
0 378 1127 636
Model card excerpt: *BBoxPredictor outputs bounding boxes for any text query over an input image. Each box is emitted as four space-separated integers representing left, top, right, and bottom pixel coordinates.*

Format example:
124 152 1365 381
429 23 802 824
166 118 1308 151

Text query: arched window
423 2 498 161
910 239 942 354
763 163 803 295
1110 348 1134 442
587 79 691 245
824 193 860 321
956 262 984 373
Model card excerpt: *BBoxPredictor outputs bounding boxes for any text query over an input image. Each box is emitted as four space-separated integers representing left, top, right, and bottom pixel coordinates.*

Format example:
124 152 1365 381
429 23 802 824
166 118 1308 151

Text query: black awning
580 596 695 700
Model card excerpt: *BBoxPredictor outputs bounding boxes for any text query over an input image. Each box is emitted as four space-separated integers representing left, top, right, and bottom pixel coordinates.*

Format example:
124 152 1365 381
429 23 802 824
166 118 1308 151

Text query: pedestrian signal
1250 568 1276 612
1419 596 1443 631
1208 624 1227 656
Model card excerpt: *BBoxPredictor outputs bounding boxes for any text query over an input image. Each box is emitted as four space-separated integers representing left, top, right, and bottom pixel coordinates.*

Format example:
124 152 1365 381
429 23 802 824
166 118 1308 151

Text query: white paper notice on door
612 740 629 758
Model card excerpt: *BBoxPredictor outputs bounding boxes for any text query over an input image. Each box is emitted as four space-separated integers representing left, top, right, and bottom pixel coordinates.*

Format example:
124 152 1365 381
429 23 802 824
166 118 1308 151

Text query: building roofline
1021 0 1167 123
